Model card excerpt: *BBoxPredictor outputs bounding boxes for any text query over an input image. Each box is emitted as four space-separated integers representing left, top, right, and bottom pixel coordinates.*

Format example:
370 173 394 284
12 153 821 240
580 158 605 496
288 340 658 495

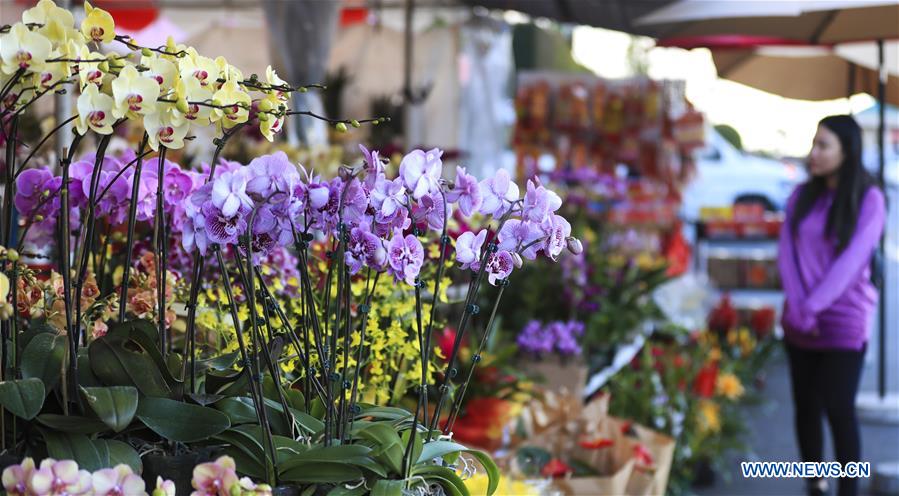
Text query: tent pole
877 38 887 400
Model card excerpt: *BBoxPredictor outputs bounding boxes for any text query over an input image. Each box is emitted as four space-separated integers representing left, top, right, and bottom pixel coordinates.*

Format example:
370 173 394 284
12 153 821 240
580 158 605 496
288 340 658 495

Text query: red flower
578 437 615 449
708 294 738 333
751 307 776 339
437 327 458 361
634 443 655 470
541 458 573 478
693 362 719 398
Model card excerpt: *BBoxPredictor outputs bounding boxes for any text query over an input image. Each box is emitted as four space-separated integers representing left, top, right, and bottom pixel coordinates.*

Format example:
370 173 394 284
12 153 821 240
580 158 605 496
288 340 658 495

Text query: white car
681 129 805 222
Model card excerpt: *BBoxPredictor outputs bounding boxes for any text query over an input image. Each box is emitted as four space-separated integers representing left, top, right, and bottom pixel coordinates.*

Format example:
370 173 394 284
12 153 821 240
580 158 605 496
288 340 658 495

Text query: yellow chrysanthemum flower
716 372 745 400
697 399 721 434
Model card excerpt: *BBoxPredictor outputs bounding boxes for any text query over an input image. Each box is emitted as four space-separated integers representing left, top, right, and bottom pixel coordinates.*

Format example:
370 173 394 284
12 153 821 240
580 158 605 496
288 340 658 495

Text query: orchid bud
6 249 19 262
351 119 361 128
141 47 153 57
372 119 380 126
511 252 523 269
257 112 269 122
257 99 273 112
33 215 44 222
335 122 348 133
41 189 50 198
175 98 189 114
211 98 222 107
567 237 583 255
229 484 242 496
152 490 165 496
98 61 109 73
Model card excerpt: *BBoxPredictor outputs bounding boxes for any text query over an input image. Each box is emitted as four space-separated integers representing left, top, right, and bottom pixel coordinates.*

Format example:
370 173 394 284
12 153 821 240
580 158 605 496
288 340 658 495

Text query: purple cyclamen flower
485 250 514 285
541 214 571 261
455 229 486 270
399 148 442 200
446 166 481 216
345 223 386 275
497 219 542 260
387 228 424 285
211 170 253 218
479 168 519 217
522 178 562 223
370 176 406 222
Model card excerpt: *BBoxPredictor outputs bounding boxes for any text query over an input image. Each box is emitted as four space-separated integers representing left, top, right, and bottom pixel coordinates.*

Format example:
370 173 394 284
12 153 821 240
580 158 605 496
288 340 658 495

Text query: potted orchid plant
0 2 582 494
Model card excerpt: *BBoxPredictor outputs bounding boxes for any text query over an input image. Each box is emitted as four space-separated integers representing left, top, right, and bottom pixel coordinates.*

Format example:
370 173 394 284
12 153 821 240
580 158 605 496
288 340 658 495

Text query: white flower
145 106 190 150
111 64 160 118
0 23 52 75
23 0 79 46
141 54 178 90
212 79 251 127
172 76 214 125
214 56 243 89
178 48 218 88
266 65 290 103
34 48 67 90
75 44 105 89
75 83 115 135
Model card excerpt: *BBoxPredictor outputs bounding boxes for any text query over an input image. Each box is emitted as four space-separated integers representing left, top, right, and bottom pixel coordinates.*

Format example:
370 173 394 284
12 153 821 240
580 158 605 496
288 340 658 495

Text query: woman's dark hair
791 114 877 252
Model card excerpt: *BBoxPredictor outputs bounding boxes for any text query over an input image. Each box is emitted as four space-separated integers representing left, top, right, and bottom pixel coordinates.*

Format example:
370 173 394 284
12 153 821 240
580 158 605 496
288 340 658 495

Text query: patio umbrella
657 37 899 105
634 0 899 43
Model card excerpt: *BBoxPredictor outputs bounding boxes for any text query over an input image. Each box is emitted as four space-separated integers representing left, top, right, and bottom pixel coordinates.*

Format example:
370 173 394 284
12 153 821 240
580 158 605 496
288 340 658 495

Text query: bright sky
571 27 875 158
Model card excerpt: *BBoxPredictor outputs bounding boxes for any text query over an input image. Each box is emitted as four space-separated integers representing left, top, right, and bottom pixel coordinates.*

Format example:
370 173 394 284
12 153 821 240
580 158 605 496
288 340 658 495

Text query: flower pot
142 453 201 495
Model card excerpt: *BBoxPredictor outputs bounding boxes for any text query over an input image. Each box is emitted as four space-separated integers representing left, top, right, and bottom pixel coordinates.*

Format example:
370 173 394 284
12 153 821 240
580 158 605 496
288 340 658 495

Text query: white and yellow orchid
23 0 79 46
265 65 290 103
178 48 218 88
75 83 115 135
172 76 213 125
80 1 115 44
214 56 243 90
111 64 160 119
140 54 178 92
0 23 53 75
257 94 284 142
145 106 190 150
35 48 68 90
75 44 105 89
212 79 251 128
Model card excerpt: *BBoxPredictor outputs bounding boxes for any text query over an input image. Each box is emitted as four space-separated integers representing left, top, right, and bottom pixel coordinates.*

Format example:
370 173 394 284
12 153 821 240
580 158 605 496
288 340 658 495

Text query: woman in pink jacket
778 115 886 496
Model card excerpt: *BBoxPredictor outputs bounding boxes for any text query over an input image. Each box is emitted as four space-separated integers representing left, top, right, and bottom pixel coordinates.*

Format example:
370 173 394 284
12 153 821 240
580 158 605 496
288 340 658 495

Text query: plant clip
466 304 479 315
487 242 498 253
449 368 458 378
358 304 370 314
472 354 481 363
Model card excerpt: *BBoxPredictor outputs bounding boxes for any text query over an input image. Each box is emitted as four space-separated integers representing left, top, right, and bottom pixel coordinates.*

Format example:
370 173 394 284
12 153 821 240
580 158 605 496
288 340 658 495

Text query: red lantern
95 0 159 31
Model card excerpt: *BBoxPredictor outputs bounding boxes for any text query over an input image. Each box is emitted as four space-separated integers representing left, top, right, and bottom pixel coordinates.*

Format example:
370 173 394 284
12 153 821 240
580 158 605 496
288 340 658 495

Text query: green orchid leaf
21 332 66 392
136 397 230 443
36 414 108 434
80 386 139 432
0 378 44 419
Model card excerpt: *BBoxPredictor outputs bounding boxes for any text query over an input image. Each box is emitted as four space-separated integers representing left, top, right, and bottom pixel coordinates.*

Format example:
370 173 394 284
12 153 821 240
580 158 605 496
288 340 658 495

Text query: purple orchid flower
522 178 562 223
485 250 514 285
246 151 299 200
497 219 542 260
360 144 385 190
202 200 248 245
387 228 424 285
412 193 450 233
211 170 253 218
446 166 481 216
455 229 486 270
370 176 406 223
399 148 442 200
541 214 571 261
345 223 386 275
479 168 519 217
